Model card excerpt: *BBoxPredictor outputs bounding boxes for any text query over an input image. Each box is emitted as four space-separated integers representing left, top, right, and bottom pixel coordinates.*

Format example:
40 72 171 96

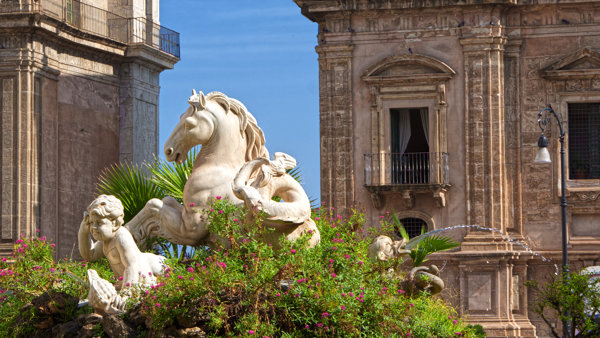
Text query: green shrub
0 233 112 336
0 203 484 337
528 271 600 338
136 199 483 337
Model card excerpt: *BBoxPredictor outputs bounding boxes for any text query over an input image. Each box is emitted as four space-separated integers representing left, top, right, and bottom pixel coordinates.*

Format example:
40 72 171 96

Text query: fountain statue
78 91 320 313
78 195 167 314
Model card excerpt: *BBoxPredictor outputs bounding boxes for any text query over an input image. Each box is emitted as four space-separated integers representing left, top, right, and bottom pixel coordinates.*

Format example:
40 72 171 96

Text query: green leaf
146 148 197 203
96 162 165 223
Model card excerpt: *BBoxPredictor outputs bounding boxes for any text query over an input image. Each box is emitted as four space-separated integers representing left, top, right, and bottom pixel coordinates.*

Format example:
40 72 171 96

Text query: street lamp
534 104 570 337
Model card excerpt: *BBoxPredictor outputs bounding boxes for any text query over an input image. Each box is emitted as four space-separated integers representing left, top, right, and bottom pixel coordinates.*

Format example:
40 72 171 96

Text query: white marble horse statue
125 90 319 248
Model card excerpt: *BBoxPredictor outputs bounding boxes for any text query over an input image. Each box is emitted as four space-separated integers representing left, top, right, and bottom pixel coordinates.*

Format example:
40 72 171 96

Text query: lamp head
535 134 551 163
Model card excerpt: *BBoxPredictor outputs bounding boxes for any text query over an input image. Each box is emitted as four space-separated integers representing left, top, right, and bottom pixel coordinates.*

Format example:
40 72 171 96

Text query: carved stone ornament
571 191 600 202
401 191 415 210
370 192 385 209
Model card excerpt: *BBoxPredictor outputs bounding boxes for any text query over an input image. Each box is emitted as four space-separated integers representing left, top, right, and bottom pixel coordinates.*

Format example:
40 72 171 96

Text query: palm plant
391 212 460 267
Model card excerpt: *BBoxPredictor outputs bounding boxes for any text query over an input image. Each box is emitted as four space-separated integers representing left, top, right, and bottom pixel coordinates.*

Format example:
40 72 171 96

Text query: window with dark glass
396 217 427 239
390 108 429 184
568 103 600 179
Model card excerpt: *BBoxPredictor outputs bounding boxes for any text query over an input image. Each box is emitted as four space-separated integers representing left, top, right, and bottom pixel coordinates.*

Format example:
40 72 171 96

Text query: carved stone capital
433 189 447 208
370 192 385 210
401 191 415 210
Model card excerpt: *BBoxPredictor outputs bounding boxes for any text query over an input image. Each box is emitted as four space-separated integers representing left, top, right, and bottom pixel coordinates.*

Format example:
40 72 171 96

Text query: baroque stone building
0 0 179 257
295 0 600 336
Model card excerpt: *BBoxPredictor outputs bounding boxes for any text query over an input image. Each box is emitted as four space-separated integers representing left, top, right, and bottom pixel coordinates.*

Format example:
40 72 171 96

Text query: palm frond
392 213 410 241
408 235 460 267
96 162 165 223
147 148 197 203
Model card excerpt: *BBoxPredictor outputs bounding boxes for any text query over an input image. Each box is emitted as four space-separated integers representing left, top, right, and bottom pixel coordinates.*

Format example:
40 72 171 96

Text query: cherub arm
78 212 104 262
115 229 143 288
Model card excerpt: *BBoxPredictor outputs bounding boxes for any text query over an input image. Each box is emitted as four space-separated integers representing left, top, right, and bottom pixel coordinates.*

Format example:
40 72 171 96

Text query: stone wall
296 0 600 336
0 7 177 257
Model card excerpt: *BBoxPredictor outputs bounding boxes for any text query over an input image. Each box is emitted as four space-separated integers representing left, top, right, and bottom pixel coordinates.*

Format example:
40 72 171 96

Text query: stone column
316 45 354 210
460 29 511 244
119 62 160 164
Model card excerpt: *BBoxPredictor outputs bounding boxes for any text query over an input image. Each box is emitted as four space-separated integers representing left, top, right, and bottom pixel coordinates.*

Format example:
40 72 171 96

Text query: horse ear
192 89 197 96
198 91 206 109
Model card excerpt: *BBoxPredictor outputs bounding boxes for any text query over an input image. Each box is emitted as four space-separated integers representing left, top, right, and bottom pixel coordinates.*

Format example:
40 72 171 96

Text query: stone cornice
294 0 519 21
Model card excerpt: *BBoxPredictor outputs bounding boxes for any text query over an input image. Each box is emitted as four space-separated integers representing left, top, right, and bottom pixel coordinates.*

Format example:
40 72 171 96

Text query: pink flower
125 282 130 287
290 249 296 254
453 320 458 324
233 219 239 222
49 268 55 272
51 244 55 248
315 217 320 221
276 293 281 297
340 305 346 310
305 324 309 329
448 316 453 319
331 273 337 278
248 330 254 334
36 229 40 232
216 196 222 200
336 214 342 219
119 276 124 280
317 323 323 328
397 289 405 294
380 215 384 219
15 239 23 244
322 312 329 317
410 303 414 307
358 261 363 265
218 210 223 214
329 259 334 263
178 275 183 279
189 202 195 207
187 267 194 273
155 303 161 307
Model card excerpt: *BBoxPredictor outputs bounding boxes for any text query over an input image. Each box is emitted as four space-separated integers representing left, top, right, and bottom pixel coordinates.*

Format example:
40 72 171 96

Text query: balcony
364 152 450 208
0 0 180 58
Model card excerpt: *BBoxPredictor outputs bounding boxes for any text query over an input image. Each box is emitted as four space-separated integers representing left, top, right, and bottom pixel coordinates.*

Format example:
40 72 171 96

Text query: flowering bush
0 201 484 337
137 199 483 337
0 232 112 336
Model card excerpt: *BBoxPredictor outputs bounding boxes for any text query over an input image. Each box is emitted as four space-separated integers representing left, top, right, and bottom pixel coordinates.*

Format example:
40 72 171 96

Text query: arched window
397 217 428 239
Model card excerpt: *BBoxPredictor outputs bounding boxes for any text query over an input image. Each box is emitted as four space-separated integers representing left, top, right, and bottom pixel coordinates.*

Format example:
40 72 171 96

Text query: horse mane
203 91 269 161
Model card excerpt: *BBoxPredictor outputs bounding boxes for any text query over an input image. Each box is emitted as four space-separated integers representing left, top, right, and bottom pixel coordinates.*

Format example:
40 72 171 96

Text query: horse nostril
165 148 173 156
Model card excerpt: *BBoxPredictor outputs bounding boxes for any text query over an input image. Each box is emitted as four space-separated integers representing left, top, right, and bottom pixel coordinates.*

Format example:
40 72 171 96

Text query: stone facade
295 1 600 336
0 0 179 258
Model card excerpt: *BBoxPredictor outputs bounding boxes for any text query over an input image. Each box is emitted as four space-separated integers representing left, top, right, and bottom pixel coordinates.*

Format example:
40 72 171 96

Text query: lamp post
534 104 570 337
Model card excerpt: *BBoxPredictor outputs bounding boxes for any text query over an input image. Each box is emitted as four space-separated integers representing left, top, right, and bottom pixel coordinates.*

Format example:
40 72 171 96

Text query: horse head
164 90 268 165
164 90 218 164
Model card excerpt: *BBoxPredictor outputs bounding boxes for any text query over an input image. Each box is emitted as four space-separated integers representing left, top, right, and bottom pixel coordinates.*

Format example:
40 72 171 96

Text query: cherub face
88 213 117 242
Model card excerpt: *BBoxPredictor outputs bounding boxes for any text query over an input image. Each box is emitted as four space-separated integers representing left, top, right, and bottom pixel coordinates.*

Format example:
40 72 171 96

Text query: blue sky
159 1 321 203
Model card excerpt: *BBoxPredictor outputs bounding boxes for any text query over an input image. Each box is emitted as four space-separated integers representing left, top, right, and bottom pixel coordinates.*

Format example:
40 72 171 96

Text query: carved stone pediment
541 47 600 79
363 54 455 84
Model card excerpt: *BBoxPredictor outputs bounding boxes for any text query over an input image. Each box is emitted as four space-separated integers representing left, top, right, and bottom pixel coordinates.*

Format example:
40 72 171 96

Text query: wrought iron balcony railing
364 152 449 187
0 0 180 58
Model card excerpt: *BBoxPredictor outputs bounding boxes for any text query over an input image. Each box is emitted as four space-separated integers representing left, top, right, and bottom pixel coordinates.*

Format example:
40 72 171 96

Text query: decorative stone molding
393 210 435 231
541 47 600 80
362 53 454 210
401 191 415 210
370 192 385 210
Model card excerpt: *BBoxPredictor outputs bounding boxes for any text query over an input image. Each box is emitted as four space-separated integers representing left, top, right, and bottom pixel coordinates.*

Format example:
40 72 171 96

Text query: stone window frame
541 47 600 248
393 210 436 232
362 54 455 209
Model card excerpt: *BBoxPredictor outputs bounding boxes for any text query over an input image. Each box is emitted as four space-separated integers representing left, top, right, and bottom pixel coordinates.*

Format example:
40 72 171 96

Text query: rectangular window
568 103 600 179
390 108 429 184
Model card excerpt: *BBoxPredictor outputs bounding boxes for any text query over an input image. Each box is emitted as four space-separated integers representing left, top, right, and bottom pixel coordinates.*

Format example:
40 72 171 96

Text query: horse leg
125 197 187 245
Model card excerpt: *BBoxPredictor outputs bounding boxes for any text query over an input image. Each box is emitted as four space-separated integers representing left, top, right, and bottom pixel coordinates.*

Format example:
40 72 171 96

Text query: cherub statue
78 195 166 314
232 152 320 249
367 235 411 261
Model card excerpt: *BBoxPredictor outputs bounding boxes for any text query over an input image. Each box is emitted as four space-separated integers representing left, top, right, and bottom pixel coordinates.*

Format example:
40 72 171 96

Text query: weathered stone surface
52 320 80 338
296 1 600 336
102 314 134 338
